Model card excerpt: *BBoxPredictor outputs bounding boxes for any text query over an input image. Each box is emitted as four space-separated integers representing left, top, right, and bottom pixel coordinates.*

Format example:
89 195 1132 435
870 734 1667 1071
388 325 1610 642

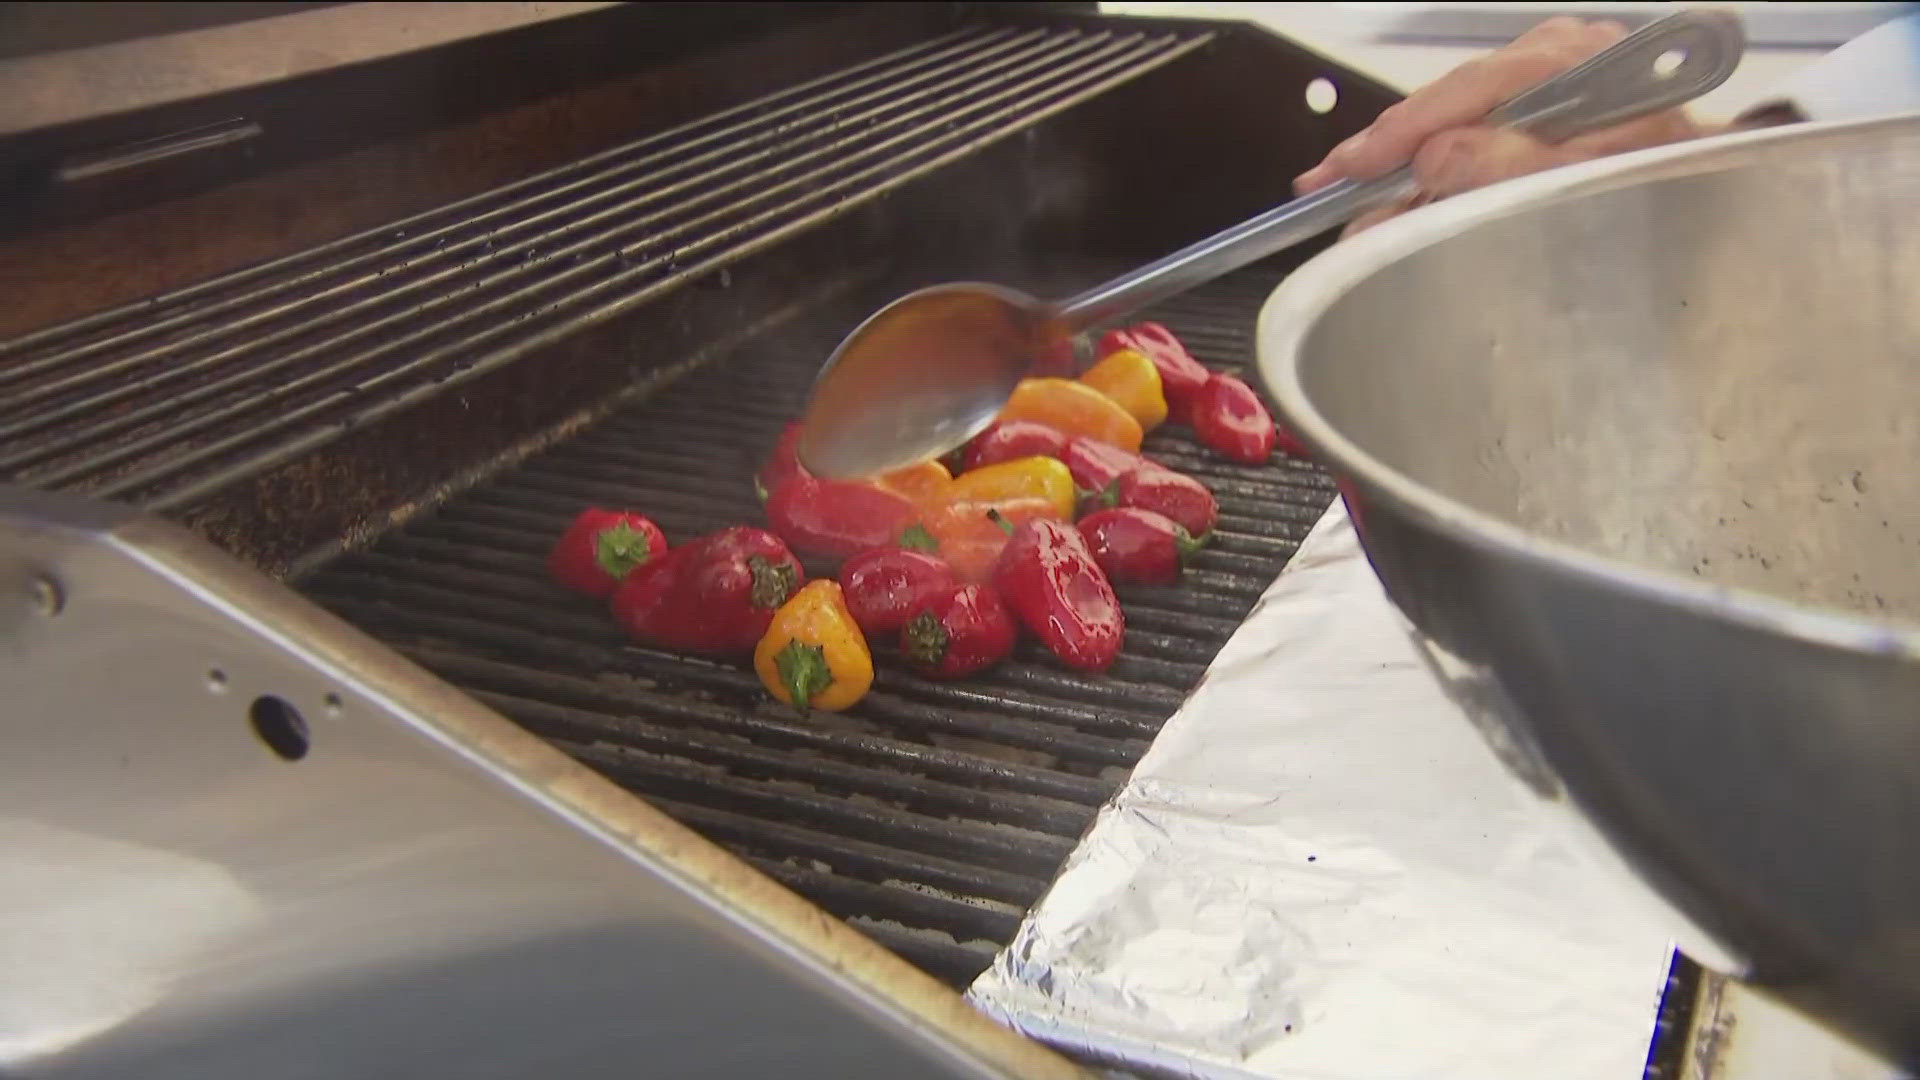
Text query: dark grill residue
300 267 1335 987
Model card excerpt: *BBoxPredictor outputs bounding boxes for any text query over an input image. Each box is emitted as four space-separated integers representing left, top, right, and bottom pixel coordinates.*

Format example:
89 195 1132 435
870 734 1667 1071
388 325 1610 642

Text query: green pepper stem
774 639 834 713
594 520 654 579
749 556 799 610
901 611 950 666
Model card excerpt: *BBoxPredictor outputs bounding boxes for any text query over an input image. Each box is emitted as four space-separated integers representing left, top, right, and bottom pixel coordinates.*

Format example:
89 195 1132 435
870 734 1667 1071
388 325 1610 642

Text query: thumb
1344 199 1420 239
1411 126 1577 199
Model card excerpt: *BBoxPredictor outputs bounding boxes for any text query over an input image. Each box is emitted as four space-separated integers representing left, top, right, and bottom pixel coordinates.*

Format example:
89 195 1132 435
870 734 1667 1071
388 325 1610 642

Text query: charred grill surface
300 267 1332 986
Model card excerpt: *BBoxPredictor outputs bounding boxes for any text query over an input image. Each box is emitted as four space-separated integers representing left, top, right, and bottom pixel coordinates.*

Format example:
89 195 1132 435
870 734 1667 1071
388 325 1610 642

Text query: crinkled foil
966 504 1683 1080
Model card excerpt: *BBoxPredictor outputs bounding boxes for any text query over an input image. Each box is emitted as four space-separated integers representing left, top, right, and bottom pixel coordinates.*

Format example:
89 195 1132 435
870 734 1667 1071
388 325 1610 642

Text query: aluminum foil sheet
966 503 1683 1079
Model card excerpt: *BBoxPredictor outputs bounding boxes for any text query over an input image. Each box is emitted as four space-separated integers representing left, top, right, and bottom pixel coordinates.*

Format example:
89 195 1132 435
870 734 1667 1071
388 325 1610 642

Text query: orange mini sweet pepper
947 456 1075 520
873 459 953 507
998 378 1143 453
1079 347 1167 430
754 579 873 712
910 496 1058 584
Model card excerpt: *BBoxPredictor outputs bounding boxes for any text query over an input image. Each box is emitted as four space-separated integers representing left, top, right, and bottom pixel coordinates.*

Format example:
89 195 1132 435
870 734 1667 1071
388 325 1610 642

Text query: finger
1560 109 1702 157
1511 13 1623 48
1296 17 1624 193
1340 198 1418 239
1297 17 1608 191
1403 109 1699 201
1410 126 1575 197
1294 159 1338 195
1331 17 1624 180
1296 125 1375 192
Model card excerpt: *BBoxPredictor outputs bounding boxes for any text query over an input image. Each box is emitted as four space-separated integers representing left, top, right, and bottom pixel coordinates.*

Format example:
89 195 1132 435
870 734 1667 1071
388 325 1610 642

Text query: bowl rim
1258 112 1920 663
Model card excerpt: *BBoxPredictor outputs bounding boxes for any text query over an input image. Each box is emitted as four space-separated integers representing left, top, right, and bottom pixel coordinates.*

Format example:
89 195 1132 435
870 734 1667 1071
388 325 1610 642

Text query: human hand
1295 17 1710 236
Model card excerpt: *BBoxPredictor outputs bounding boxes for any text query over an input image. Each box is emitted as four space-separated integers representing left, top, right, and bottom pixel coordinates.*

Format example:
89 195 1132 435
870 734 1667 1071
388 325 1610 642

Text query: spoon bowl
797 283 1055 478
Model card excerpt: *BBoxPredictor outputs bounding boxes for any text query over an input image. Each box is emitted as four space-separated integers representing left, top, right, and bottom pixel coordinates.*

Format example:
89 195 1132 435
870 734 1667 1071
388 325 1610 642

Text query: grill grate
300 266 1336 987
0 22 1211 513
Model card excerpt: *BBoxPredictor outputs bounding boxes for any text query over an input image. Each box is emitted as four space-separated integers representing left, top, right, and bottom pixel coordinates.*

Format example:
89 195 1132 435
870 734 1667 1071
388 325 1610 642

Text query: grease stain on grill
297 270 1331 987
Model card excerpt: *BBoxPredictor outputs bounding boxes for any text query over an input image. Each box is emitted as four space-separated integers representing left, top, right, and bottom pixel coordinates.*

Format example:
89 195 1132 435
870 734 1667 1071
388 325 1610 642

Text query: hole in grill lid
249 694 311 761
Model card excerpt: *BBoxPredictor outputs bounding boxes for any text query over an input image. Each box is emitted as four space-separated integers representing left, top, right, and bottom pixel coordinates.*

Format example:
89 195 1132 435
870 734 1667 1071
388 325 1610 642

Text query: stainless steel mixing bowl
1258 114 1920 1063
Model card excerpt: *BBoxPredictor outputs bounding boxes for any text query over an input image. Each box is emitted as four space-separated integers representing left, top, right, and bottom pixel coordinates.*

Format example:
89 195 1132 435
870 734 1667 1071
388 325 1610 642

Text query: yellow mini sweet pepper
1079 347 1167 430
998 377 1143 453
946 456 1075 521
754 579 873 712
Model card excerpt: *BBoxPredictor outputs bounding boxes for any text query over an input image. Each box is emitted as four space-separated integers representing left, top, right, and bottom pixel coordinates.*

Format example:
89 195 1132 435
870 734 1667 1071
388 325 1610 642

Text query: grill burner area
299 266 1333 986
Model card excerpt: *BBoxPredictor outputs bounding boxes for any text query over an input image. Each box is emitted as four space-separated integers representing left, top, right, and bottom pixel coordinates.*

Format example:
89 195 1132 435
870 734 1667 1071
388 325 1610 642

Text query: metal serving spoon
796 9 1745 478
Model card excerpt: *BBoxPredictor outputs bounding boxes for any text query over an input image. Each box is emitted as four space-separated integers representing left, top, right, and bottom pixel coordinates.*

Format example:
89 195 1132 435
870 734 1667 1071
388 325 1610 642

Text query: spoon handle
1053 8 1745 330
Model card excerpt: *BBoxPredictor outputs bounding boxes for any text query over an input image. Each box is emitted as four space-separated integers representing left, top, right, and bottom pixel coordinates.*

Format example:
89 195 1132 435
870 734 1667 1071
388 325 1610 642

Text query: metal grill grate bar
16 29 1150 487
0 28 1053 443
652 797 1050 908
553 737 1075 874
470 690 1099 835
317 593 1156 765
746 858 1024 944
0 28 984 364
0 24 1214 512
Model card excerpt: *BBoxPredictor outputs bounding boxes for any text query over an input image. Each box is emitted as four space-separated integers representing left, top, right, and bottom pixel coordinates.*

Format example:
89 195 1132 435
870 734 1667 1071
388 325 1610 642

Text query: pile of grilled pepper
549 321 1293 713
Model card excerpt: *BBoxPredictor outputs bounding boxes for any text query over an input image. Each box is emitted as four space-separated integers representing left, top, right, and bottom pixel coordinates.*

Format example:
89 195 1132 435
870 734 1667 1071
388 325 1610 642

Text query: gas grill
0 3 1480 1076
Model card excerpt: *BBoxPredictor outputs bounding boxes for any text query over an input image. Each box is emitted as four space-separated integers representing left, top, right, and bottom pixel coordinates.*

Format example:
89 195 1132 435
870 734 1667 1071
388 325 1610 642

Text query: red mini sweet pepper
901 583 1018 679
1276 424 1312 460
1105 464 1217 538
608 544 685 631
960 420 1070 472
756 422 810 503
837 547 958 636
1032 333 1080 378
1193 373 1277 464
912 495 1055 584
1098 322 1211 425
1077 507 1203 587
548 508 667 597
1062 436 1148 497
611 526 801 655
992 518 1123 672
766 474 920 561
